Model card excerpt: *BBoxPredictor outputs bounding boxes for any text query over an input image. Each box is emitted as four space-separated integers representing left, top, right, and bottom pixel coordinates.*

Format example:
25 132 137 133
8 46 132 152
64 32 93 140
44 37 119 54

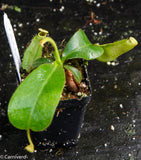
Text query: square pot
31 66 92 149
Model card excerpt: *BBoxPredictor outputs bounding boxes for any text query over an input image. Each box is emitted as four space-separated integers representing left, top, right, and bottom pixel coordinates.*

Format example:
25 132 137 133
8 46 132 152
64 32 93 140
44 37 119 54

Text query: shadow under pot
30 67 92 150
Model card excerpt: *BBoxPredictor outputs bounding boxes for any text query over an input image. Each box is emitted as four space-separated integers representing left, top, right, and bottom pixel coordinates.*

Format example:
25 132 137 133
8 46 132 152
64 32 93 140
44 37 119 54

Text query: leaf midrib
27 63 58 130
63 43 92 60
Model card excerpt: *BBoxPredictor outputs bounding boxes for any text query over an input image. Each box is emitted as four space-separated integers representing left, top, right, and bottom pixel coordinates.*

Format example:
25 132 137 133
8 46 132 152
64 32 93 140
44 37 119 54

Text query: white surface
3 12 21 83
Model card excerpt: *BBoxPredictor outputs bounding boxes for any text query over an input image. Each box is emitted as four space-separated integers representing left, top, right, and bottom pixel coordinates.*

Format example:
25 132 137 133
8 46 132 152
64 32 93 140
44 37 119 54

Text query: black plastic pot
31 67 91 149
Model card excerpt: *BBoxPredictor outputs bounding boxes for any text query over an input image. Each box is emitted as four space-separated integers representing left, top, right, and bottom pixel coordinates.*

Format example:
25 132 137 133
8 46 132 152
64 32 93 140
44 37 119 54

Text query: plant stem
40 37 62 65
25 129 34 153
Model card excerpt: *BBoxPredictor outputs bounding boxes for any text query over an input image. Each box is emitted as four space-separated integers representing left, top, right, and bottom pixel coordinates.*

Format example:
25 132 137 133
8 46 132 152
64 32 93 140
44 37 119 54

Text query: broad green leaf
64 65 82 83
31 57 53 70
8 63 65 132
96 37 138 62
61 29 103 62
22 32 47 72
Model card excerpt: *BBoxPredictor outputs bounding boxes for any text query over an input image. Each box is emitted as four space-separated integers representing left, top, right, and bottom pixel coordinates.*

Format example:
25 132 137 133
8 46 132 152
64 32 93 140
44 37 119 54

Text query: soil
61 63 90 100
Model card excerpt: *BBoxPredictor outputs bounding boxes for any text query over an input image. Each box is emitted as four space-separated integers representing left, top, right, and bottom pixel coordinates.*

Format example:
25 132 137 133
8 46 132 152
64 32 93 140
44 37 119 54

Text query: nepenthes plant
8 28 138 153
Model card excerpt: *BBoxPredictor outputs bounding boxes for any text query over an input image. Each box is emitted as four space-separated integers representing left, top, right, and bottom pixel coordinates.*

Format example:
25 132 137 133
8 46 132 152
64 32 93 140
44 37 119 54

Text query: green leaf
22 32 47 72
8 63 65 131
64 65 82 83
31 58 53 70
96 37 138 62
62 29 103 62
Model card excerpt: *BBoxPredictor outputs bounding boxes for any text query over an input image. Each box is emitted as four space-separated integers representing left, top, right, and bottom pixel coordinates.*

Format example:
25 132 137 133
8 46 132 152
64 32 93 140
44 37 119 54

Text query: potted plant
7 28 138 153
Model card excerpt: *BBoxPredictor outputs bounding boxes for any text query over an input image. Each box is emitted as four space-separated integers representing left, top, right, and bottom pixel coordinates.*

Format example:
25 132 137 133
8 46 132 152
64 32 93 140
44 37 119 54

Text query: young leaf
8 63 65 132
64 65 82 83
31 57 53 70
96 37 138 62
22 32 47 72
61 29 103 63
